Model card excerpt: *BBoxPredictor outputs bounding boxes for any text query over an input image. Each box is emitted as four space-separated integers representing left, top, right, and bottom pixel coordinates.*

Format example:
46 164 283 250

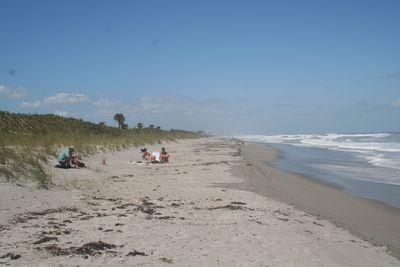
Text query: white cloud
0 85 28 98
21 93 88 108
139 96 192 114
53 111 70 117
392 99 400 108
92 98 138 116
93 99 124 109
138 96 231 115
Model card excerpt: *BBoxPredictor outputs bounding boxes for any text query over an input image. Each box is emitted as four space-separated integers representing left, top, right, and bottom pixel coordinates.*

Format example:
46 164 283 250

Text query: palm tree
113 113 125 129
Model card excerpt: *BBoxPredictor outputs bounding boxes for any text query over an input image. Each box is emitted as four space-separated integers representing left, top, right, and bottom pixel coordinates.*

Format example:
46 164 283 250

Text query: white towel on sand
151 152 160 161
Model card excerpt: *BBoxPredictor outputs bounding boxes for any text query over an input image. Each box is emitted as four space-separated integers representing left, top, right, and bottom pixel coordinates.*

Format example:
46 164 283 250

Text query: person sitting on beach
140 147 169 164
57 146 74 168
70 151 85 168
160 147 170 163
140 148 153 161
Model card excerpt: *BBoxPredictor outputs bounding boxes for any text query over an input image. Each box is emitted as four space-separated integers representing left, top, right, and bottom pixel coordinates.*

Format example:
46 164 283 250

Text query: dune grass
0 111 205 187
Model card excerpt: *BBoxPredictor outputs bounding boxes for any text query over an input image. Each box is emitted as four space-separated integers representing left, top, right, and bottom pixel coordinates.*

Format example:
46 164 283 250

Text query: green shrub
0 111 205 186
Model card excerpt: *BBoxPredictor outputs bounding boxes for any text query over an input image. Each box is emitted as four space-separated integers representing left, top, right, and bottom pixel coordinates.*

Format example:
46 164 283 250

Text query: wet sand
227 142 400 259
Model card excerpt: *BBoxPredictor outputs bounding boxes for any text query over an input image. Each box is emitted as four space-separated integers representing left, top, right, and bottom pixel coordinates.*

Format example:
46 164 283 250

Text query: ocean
238 133 400 209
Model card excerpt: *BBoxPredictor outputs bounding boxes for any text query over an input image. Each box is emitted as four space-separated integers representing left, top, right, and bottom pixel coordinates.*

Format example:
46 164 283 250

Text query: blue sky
0 0 399 134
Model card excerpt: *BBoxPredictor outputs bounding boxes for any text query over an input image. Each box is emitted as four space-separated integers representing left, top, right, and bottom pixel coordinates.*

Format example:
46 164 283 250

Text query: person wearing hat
58 146 74 168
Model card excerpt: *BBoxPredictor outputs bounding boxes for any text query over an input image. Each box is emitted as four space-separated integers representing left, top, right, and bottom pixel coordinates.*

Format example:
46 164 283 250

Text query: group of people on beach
56 145 170 169
57 146 85 169
140 147 170 163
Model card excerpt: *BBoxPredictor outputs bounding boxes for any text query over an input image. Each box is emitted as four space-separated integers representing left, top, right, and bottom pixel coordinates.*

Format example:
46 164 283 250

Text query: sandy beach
227 142 400 258
0 138 399 266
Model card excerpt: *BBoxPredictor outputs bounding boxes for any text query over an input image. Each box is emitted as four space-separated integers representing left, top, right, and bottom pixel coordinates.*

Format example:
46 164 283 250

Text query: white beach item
152 151 160 161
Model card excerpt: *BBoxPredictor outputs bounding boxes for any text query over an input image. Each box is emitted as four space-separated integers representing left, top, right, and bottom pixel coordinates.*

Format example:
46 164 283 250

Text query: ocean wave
237 133 400 171
238 133 400 152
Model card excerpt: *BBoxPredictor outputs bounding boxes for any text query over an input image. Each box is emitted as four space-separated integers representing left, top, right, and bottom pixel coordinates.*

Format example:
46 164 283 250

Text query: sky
0 0 399 135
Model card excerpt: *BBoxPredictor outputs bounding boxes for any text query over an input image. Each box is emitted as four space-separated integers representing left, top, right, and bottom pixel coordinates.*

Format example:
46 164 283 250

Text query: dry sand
0 138 399 266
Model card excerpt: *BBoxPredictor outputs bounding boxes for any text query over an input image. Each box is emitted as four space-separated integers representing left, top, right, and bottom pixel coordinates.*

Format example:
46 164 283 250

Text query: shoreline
227 141 400 258
269 142 400 209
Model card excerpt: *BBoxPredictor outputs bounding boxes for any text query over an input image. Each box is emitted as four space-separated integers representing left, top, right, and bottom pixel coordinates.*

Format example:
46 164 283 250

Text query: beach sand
226 142 400 258
0 138 399 266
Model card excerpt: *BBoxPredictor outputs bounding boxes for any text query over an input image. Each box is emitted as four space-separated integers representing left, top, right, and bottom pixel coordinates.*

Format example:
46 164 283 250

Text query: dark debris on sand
115 203 137 209
42 241 117 256
272 209 291 222
157 216 175 220
33 236 59 244
231 201 246 205
113 197 165 217
313 221 325 227
0 253 21 260
208 204 251 211
12 207 80 225
0 224 8 232
92 196 122 203
126 250 147 256
159 257 174 264
40 229 72 236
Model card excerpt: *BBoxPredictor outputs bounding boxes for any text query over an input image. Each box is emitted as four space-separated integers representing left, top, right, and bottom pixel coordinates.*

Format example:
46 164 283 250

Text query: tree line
113 113 161 130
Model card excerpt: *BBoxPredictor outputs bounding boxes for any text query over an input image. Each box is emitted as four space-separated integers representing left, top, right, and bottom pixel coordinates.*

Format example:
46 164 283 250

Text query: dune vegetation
0 111 205 186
